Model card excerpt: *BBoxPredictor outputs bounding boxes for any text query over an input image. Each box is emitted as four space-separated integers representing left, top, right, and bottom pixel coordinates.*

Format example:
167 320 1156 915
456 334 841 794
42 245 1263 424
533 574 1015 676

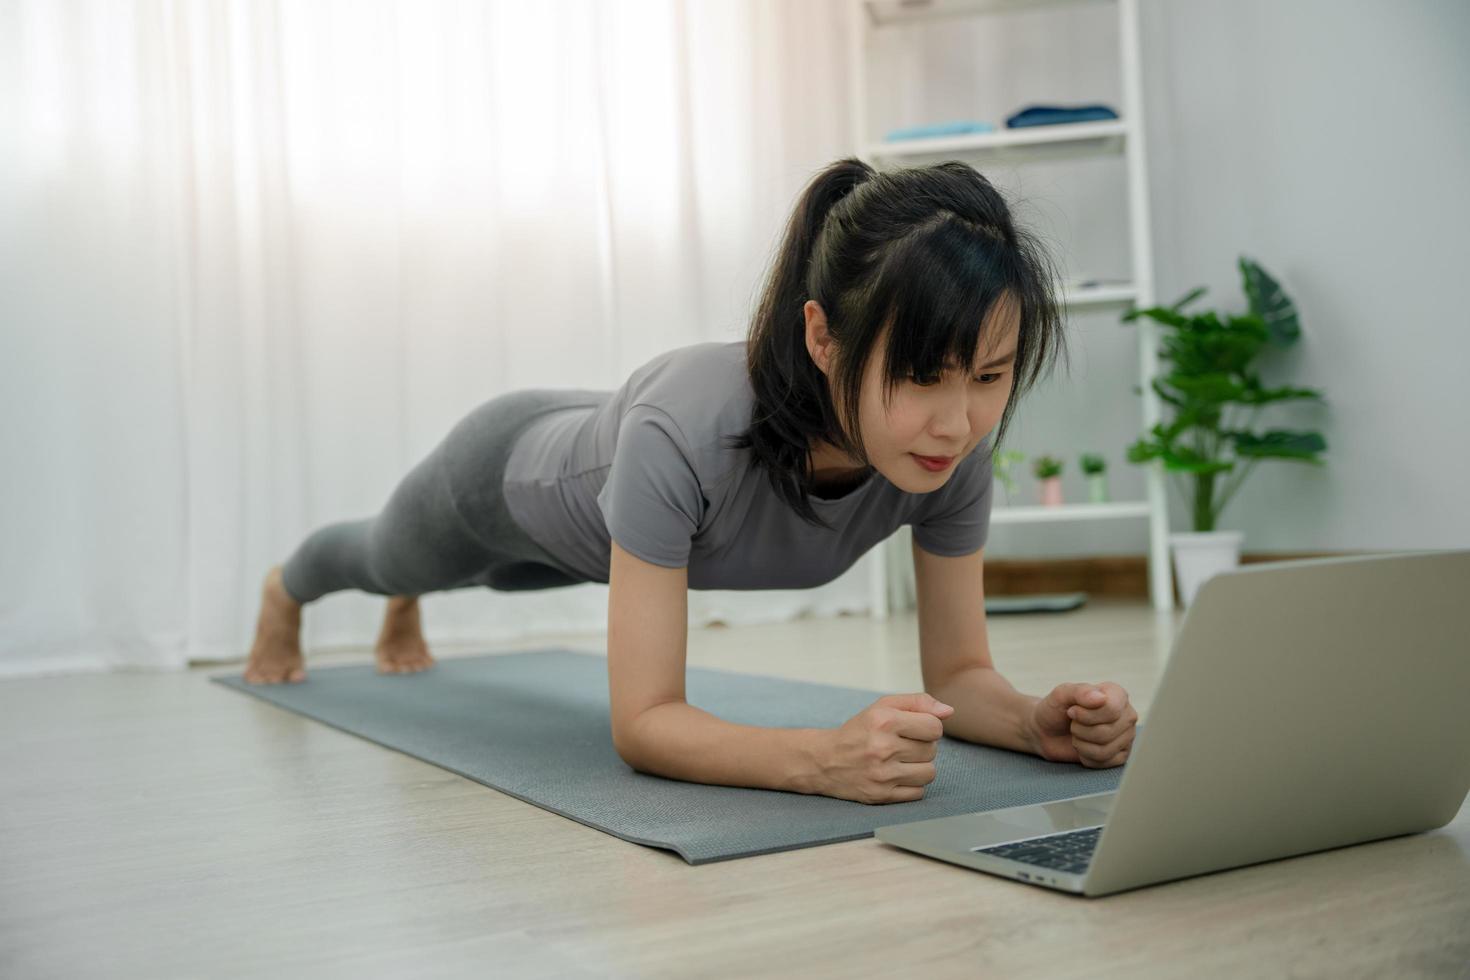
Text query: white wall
870 0 1470 556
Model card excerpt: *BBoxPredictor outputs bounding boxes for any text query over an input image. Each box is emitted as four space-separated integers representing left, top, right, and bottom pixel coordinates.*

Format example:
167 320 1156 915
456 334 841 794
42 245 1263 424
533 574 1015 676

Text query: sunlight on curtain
0 0 870 674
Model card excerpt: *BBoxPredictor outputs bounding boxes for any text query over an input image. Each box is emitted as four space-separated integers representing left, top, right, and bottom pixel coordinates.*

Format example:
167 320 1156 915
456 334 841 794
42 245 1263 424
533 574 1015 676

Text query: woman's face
805 297 1020 494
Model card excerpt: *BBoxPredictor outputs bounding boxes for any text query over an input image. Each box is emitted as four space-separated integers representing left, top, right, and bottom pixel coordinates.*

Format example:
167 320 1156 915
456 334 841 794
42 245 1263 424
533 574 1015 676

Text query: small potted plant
1121 255 1328 607
1080 453 1109 503
993 449 1026 504
1032 455 1064 506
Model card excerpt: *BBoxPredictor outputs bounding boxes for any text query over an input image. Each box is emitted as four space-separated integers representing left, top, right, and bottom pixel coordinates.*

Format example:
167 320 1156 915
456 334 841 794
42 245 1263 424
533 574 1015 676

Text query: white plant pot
1169 530 1244 608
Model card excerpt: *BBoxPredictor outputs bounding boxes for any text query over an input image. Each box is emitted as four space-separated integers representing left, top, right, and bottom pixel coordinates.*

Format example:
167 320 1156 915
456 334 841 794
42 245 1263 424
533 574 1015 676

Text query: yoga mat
212 650 1129 865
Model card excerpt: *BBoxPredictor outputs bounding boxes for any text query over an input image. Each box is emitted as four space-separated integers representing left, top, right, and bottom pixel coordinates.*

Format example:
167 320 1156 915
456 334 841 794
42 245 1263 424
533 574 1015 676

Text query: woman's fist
816 693 955 804
1027 682 1137 768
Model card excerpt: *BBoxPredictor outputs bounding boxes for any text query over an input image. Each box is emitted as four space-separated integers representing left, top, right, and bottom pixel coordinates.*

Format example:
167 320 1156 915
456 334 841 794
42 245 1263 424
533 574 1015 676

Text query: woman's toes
243 657 304 684
376 638 434 675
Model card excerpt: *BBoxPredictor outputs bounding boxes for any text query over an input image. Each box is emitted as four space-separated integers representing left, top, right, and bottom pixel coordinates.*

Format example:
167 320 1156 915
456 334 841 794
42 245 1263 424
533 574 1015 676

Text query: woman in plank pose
246 157 1139 804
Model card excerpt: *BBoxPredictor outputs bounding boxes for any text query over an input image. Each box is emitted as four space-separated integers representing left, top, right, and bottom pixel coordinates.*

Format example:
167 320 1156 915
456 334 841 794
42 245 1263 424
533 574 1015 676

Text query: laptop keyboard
972 825 1103 875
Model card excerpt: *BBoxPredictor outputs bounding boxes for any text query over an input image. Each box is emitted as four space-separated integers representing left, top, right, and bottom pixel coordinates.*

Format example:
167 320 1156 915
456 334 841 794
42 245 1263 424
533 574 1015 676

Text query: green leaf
1159 403 1219 439
1230 429 1328 461
1169 285 1208 311
1225 314 1271 343
1121 285 1208 325
1161 327 1268 376
1237 382 1326 406
1164 372 1245 403
1150 378 1185 407
1120 304 1190 327
1158 445 1234 475
1126 439 1161 464
1239 256 1300 346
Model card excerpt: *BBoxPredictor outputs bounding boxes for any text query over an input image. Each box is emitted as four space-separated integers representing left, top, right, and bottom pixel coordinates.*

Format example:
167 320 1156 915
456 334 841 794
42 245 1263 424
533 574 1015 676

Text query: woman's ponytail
734 158 876 528
754 158 875 382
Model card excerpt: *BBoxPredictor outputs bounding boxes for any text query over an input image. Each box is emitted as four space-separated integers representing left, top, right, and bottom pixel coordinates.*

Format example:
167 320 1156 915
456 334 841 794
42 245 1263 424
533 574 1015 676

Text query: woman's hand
1025 682 1137 768
815 693 955 804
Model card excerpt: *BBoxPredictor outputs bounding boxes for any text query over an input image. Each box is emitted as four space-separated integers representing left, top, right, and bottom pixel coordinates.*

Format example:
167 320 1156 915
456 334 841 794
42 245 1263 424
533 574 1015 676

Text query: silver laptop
874 549 1470 898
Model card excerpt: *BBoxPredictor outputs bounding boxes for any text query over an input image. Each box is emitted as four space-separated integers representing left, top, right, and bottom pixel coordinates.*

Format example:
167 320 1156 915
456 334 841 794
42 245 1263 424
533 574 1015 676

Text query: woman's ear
804 300 834 376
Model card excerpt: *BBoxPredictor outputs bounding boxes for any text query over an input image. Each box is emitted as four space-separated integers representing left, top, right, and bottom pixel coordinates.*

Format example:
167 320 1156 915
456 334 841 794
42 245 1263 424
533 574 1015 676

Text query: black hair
728 156 1069 528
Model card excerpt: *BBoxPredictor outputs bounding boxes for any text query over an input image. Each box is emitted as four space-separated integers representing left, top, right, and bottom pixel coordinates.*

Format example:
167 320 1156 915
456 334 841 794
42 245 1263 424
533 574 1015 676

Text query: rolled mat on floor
212 650 1128 865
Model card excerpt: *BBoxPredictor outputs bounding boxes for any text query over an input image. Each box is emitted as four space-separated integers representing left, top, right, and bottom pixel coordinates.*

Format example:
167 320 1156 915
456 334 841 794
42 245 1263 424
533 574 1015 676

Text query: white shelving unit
851 0 1176 614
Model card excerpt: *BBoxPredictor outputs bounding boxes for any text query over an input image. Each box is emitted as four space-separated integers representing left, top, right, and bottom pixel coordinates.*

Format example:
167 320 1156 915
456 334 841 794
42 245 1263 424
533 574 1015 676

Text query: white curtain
0 0 875 676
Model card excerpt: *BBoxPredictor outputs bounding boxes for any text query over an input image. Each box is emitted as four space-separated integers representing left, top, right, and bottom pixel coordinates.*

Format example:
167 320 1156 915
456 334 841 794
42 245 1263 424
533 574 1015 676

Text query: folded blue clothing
1006 104 1119 128
883 120 996 142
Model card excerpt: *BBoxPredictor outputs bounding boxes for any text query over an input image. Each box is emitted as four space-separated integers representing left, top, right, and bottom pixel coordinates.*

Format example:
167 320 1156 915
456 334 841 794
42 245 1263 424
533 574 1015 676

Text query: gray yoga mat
212 650 1129 865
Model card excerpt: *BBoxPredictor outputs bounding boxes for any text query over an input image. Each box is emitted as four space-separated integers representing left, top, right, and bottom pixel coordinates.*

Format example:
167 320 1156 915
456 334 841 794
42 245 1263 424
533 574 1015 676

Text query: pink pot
1039 476 1063 506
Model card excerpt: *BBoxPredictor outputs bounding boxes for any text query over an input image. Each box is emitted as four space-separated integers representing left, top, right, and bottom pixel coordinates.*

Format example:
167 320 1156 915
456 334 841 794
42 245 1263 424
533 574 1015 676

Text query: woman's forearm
619 699 828 794
930 666 1040 755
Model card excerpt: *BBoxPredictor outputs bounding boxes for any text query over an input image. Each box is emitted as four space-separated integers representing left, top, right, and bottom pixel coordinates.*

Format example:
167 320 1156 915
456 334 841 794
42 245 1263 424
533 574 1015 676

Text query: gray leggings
280 389 610 604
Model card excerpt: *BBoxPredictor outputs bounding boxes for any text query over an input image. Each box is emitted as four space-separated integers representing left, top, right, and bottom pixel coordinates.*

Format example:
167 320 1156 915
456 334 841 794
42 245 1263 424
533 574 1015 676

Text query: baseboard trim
983 552 1351 601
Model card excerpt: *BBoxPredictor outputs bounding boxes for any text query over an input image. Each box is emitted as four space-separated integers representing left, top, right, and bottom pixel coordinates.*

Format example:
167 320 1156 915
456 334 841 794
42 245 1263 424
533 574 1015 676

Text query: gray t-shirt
501 340 993 590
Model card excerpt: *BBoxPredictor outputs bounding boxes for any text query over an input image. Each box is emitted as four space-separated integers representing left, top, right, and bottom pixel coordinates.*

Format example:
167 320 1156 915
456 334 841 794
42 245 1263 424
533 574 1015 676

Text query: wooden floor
2 598 1467 979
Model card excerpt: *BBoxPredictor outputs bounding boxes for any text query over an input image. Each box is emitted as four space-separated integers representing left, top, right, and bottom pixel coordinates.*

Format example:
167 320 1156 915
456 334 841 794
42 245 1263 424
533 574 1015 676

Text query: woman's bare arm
606 540 826 792
912 540 1040 754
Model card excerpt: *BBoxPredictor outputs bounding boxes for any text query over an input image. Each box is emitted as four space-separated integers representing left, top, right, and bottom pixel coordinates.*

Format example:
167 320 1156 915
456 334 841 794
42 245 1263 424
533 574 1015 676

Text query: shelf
866 119 1126 163
990 501 1152 524
865 0 1110 28
1061 281 1136 308
854 0 1176 612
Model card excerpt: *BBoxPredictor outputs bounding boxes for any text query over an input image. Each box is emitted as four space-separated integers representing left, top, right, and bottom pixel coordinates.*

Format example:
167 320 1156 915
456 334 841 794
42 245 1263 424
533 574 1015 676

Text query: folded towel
1006 104 1119 128
883 120 996 142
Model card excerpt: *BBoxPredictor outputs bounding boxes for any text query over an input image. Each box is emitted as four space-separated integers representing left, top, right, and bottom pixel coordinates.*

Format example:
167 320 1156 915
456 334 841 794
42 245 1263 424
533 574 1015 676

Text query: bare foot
244 565 305 684
375 596 436 675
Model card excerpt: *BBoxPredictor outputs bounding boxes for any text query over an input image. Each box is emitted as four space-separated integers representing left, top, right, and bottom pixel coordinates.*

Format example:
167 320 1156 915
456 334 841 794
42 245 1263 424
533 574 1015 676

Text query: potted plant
1121 255 1328 607
993 449 1026 504
1080 453 1109 503
1032 455 1064 506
